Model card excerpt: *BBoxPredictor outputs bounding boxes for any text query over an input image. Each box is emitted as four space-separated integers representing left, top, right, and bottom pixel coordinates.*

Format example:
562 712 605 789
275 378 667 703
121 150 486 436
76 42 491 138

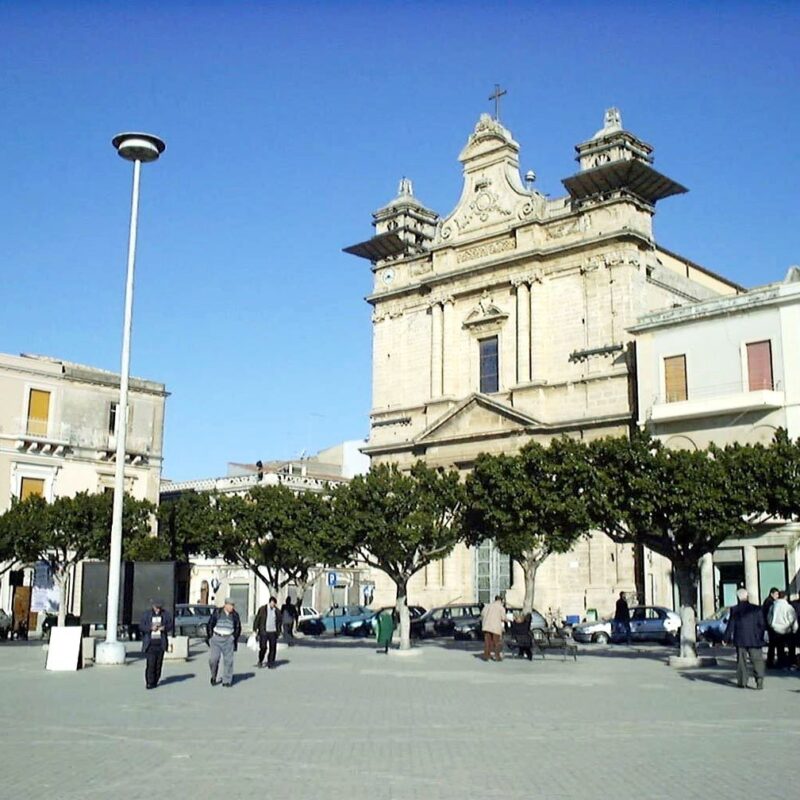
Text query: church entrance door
475 540 511 605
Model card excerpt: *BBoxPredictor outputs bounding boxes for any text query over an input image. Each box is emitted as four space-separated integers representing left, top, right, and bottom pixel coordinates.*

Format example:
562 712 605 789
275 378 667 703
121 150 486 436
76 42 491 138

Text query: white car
572 606 681 644
298 606 320 623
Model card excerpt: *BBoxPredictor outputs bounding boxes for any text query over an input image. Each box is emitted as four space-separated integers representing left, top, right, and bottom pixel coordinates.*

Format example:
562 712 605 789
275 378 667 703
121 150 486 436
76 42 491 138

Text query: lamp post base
95 641 127 665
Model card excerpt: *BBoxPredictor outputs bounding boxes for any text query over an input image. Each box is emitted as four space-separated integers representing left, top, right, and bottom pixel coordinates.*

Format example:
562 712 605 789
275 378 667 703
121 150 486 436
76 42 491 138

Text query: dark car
341 606 426 637
411 603 484 639
453 607 548 641
297 616 325 636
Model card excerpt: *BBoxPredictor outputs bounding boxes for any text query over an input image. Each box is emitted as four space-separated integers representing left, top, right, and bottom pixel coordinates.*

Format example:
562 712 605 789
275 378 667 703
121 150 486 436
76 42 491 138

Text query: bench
531 628 578 662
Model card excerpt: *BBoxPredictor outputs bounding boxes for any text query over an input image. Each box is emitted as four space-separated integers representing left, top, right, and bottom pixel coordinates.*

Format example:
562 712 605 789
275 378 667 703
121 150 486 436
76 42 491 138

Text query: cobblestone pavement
1 636 798 799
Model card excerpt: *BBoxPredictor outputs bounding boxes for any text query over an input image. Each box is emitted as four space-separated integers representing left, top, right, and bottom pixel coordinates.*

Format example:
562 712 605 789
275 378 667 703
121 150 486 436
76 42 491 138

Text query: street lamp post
95 133 165 666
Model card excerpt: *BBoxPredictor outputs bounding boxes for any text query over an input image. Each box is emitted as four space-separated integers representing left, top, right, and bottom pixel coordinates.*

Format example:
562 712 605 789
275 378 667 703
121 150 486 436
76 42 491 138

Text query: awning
562 159 687 204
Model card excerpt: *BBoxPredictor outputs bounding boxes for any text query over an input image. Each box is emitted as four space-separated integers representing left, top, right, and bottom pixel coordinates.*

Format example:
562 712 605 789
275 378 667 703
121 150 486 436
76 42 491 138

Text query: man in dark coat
280 596 298 646
725 588 766 689
253 596 280 669
614 591 631 645
140 599 173 690
762 587 780 668
206 598 241 687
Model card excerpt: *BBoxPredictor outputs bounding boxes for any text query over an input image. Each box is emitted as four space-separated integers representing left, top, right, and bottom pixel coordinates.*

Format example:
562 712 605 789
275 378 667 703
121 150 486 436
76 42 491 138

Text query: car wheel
593 632 609 645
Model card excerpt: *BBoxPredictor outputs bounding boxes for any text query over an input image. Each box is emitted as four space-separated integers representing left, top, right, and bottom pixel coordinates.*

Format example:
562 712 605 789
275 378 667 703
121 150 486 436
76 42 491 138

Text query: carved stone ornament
456 237 516 264
463 290 509 329
545 215 591 240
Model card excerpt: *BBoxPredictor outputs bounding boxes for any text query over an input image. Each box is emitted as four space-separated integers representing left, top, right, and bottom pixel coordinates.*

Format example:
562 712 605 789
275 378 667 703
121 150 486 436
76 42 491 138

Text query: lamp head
112 132 165 163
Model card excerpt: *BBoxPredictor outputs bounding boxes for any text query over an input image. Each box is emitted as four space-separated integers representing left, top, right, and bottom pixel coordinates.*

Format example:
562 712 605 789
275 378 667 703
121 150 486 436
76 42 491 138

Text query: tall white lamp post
95 133 165 666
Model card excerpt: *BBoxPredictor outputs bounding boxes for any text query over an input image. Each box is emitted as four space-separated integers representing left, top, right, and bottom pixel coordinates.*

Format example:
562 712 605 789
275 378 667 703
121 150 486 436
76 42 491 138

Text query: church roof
563 158 687 204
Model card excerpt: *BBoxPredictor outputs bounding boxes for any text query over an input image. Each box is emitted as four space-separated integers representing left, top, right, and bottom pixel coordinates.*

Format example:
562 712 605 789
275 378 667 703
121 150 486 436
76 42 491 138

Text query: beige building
632 268 800 616
345 108 742 618
0 352 167 625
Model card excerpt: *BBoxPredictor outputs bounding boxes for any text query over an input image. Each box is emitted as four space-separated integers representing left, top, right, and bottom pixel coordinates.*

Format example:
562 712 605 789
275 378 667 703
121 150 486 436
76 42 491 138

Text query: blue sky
1 1 798 480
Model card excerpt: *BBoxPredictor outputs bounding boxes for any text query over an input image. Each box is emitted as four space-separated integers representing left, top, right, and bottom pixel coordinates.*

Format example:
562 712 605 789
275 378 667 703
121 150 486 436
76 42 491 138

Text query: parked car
697 607 730 643
297 616 325 635
0 609 12 640
411 603 484 639
572 606 681 644
453 607 548 641
318 605 372 633
298 606 320 623
174 604 216 638
341 606 426 637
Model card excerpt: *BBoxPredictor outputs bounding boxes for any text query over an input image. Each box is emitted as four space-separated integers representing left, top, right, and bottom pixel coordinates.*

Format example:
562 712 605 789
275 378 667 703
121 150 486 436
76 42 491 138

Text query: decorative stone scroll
545 215 591 240
456 237 516 264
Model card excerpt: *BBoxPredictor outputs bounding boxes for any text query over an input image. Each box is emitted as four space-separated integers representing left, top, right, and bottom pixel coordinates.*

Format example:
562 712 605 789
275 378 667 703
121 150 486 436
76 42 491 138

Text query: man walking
614 591 632 645
480 595 506 662
767 591 798 668
140 599 172 690
206 598 241 687
280 596 298 646
254 596 280 668
725 588 766 689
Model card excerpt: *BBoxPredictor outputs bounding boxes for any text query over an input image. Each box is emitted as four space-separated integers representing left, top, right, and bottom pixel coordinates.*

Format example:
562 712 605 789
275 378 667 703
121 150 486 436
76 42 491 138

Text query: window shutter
747 341 773 391
26 389 51 436
664 355 687 402
20 477 45 500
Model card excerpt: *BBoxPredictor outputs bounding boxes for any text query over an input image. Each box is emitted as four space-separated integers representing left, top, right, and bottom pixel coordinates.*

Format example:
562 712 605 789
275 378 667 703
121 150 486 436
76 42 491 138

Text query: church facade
346 108 742 619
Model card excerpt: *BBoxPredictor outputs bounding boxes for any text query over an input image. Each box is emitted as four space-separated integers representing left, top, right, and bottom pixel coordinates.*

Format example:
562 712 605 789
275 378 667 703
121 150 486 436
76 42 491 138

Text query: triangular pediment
415 394 544 445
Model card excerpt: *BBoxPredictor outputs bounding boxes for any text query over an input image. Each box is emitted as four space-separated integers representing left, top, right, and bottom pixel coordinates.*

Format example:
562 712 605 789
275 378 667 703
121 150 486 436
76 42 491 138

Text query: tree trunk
396 577 410 651
56 566 68 628
674 562 698 660
521 556 541 615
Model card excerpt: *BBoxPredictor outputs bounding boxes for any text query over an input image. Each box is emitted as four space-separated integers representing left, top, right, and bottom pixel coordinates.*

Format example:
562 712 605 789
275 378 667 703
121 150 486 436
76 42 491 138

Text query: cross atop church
488 84 507 121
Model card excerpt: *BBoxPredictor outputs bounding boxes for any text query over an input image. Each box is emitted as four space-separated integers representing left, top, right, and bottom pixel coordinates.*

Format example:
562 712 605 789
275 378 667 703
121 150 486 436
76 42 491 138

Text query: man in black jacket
762 587 780 668
725 588 766 689
614 592 632 645
253 596 280 668
139 599 173 690
206 599 241 687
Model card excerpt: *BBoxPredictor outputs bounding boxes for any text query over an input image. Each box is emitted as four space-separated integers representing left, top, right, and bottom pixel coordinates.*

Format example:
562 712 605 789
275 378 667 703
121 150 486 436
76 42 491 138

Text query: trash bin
585 608 598 622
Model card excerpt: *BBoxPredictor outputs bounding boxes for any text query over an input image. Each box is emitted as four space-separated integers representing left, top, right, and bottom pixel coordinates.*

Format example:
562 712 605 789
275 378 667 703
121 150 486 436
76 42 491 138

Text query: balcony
647 380 784 424
3 417 154 463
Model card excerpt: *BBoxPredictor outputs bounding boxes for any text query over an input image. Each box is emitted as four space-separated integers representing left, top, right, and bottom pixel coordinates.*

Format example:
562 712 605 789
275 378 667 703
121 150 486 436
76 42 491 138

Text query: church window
479 336 499 393
746 341 773 391
664 355 687 402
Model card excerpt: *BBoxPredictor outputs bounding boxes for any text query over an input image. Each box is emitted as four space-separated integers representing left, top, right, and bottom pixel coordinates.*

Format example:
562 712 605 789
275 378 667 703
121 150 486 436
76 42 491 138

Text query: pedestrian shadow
232 671 256 684
159 673 194 686
679 671 739 688
271 659 290 669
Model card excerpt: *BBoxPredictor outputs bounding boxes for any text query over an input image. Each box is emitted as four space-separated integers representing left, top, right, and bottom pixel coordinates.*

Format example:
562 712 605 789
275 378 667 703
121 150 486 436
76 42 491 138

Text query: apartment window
664 355 687 403
479 336 499 394
26 389 51 436
20 477 45 500
108 403 118 435
746 341 773 391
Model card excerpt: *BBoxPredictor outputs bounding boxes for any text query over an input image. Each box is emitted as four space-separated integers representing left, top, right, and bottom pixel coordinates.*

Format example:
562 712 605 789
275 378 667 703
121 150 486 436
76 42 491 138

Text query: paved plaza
1 636 798 800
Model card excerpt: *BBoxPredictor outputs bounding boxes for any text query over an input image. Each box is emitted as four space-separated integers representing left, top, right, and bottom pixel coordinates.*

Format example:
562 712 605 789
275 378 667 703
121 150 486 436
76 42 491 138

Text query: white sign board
45 626 83 671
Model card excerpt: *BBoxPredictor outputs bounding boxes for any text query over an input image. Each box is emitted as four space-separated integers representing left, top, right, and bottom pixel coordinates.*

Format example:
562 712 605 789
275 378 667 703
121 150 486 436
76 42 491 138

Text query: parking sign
327 571 337 587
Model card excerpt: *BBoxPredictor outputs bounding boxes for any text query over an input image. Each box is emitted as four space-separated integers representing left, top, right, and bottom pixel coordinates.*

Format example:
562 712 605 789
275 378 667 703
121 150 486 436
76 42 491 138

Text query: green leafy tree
331 462 465 650
463 437 593 614
585 433 761 660
124 490 221 562
215 484 343 599
9 492 152 627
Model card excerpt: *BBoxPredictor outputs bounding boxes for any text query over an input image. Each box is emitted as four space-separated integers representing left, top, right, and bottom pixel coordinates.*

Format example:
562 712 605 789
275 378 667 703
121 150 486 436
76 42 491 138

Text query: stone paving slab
0 638 797 799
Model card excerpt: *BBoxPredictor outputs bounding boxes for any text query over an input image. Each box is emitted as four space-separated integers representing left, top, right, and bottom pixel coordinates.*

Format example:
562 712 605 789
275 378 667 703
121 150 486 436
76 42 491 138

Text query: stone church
345 107 741 619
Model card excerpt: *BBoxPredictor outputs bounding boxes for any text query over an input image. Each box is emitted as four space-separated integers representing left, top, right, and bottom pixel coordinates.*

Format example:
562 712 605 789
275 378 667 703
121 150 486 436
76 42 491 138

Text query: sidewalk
1 638 796 800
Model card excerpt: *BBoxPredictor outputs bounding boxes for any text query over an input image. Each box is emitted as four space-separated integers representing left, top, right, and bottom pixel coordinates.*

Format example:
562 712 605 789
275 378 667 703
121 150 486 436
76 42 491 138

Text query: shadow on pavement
159 673 194 686
232 671 256 684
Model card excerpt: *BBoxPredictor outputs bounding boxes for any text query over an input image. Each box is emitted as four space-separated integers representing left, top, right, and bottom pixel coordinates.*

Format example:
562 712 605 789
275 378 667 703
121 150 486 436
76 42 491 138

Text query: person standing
480 595 506 662
376 608 395 654
614 591 632 645
510 613 533 661
206 598 241 687
789 594 800 668
140 599 172 690
725 587 766 689
767 591 798 669
762 587 780 668
254 596 280 668
280 596 298 646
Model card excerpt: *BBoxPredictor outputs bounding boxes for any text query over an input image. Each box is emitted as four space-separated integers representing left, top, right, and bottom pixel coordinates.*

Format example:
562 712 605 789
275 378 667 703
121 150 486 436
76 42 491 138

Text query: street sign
327 571 337 587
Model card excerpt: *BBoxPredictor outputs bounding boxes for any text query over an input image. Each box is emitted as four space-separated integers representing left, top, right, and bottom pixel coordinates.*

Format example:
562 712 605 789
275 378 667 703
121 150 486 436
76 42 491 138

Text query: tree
462 437 593 615
585 433 761 662
331 462 465 650
124 490 221 562
215 484 343 598
9 492 152 627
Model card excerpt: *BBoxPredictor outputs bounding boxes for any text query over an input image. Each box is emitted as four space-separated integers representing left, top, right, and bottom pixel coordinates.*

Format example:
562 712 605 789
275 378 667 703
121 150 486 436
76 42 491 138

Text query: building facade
632 268 800 616
346 108 742 618
0 352 167 627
